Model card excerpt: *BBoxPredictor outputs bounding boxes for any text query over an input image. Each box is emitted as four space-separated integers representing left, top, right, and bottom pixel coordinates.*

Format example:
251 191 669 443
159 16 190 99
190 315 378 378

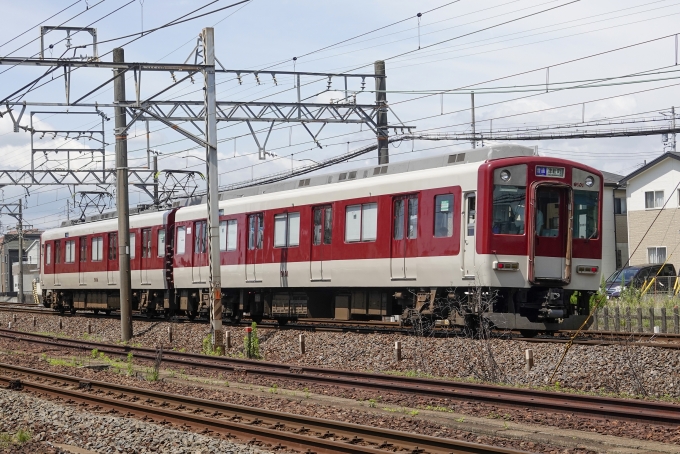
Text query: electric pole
374 60 388 164
114 47 132 342
203 28 224 353
17 200 23 304
672 106 676 153
471 92 476 149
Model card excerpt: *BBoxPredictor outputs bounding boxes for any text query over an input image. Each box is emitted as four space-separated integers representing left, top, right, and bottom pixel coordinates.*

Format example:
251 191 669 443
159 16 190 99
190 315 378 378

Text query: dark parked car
605 264 677 298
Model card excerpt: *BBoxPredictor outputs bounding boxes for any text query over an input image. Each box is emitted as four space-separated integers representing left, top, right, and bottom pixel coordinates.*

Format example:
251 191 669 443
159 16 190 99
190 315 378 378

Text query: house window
176 226 186 254
345 203 378 242
194 221 207 254
157 229 165 257
65 240 76 263
129 232 136 259
648 246 667 264
274 212 300 248
434 194 454 237
108 233 117 260
220 219 238 251
614 197 627 215
91 237 103 261
645 191 664 209
45 243 51 265
79 237 87 262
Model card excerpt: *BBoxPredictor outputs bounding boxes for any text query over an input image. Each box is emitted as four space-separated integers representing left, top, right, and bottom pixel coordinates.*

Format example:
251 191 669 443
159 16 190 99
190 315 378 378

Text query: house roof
619 152 680 185
600 170 625 187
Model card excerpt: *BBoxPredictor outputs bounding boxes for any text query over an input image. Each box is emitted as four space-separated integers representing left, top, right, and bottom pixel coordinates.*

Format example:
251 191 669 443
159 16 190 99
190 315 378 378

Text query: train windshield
491 185 526 235
573 190 599 239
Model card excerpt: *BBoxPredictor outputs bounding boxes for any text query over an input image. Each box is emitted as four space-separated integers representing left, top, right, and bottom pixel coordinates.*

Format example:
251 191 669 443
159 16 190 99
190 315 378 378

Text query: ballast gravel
0 387 272 454
2 310 678 398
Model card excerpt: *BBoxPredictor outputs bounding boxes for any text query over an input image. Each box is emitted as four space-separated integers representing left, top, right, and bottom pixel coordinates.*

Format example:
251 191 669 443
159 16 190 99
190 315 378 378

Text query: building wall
627 209 680 271
627 159 680 211
602 186 617 279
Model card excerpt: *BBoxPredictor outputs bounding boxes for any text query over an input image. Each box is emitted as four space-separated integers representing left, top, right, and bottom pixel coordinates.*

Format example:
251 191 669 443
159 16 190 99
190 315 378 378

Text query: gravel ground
1 339 679 448
2 311 679 399
0 387 273 454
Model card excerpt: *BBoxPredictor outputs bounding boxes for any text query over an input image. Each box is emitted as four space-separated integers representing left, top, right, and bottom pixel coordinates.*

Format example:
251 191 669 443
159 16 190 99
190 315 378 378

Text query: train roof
46 209 173 240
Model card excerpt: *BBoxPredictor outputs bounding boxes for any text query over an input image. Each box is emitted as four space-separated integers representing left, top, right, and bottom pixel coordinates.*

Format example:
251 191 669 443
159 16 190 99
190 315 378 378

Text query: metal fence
591 306 680 334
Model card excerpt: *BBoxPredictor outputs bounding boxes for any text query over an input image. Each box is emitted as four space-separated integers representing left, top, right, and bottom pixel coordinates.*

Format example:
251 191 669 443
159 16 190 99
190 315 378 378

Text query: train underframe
42 284 594 334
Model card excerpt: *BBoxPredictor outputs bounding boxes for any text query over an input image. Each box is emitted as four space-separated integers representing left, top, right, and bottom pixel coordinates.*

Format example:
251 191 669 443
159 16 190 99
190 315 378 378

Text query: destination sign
535 166 565 178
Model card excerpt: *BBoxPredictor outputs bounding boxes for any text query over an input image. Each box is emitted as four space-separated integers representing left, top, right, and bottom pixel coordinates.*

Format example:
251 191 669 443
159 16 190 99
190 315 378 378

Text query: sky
0 0 679 229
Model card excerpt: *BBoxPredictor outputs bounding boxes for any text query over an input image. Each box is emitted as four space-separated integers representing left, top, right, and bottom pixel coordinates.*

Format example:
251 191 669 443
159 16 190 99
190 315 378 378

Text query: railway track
0 362 528 454
1 328 679 426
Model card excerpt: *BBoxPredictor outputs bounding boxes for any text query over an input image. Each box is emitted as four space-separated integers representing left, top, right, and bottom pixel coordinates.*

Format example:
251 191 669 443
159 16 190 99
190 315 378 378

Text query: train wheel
277 318 288 326
93 309 99 315
146 309 156 319
251 315 263 324
104 310 111 316
58 306 65 315
519 330 539 338
69 307 76 315
187 310 197 321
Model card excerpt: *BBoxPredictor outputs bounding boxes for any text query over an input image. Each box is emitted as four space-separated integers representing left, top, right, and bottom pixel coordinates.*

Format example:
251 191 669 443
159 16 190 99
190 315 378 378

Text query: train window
157 229 166 257
313 206 332 245
536 190 560 237
55 241 61 264
194 221 207 254
393 199 404 240
491 185 526 235
393 196 417 239
346 203 377 242
466 195 476 237
248 214 264 250
573 190 599 240
91 237 103 261
142 228 152 258
274 212 300 248
46 243 51 265
434 194 454 237
176 226 186 254
408 197 418 239
108 233 117 260
65 240 75 263
130 233 136 259
219 221 227 251
227 220 237 251
79 237 87 262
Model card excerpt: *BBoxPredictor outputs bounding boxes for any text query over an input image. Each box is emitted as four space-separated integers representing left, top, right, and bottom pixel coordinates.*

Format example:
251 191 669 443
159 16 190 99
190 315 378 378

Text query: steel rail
0 329 678 426
0 363 527 454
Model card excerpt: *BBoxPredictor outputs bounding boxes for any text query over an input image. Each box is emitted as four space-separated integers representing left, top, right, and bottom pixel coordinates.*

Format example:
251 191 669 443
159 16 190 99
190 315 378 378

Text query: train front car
474 157 602 335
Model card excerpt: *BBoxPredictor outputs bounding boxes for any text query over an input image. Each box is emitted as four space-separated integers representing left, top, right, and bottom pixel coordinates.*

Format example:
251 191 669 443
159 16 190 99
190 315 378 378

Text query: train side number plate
535 166 565 178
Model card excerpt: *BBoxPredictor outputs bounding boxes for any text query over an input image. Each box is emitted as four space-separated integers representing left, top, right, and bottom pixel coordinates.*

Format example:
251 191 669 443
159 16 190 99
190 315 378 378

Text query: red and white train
40 144 603 334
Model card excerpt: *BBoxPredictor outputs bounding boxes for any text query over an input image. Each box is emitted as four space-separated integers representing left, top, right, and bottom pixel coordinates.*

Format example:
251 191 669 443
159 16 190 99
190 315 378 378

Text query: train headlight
500 169 511 182
585 176 594 187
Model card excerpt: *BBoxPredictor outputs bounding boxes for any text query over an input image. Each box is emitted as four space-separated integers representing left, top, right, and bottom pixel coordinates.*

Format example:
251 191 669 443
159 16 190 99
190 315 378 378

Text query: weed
90 349 99 358
455 417 466 423
0 433 11 447
503 421 509 430
40 353 46 362
424 405 451 413
14 429 31 444
167 369 176 378
409 410 419 417
202 334 223 356
126 352 134 376
146 367 159 382
368 398 377 408
224 381 230 387
303 387 310 399
47 357 81 367
268 384 279 394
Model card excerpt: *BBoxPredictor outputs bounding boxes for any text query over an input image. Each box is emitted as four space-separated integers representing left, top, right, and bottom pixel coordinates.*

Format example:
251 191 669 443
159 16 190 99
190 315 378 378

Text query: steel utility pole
17 200 23 304
374 60 388 165
113 47 132 342
672 106 677 152
471 92 476 149
203 28 224 353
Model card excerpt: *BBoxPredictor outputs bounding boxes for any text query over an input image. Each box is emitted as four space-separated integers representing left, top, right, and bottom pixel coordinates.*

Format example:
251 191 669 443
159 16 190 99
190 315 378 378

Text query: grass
46 357 82 367
0 429 31 447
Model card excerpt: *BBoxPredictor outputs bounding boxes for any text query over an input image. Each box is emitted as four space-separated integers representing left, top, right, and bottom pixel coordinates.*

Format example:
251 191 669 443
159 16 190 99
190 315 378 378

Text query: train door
310 205 332 281
192 220 207 283
246 213 263 282
107 233 117 285
391 195 418 279
532 185 570 281
140 228 152 285
52 240 61 286
462 192 476 279
78 237 87 285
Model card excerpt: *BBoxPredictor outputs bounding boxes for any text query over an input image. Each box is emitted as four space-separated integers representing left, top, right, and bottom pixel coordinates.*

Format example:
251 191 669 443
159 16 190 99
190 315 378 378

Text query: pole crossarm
0 57 206 72
0 169 157 187
0 203 22 222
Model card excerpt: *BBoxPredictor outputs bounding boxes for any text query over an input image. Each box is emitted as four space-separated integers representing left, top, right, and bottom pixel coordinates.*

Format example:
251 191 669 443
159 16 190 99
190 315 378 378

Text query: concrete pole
374 60 388 165
113 47 133 342
471 92 476 149
17 200 23 304
202 28 224 353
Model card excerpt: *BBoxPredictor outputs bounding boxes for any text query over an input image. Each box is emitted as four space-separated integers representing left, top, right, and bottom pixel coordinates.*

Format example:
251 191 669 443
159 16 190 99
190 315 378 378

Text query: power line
0 0 84 50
